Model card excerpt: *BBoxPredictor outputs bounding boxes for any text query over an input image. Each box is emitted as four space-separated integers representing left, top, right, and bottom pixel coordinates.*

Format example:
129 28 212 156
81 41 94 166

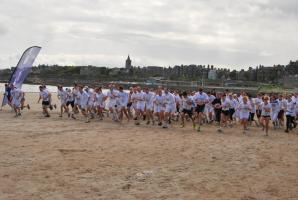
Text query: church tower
125 55 132 69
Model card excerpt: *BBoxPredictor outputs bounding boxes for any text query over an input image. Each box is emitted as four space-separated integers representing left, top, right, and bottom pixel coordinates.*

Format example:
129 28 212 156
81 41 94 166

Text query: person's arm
48 93 52 104
37 94 41 103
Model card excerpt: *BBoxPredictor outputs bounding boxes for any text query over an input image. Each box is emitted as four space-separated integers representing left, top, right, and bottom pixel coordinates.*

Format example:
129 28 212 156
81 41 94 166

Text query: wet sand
0 93 298 200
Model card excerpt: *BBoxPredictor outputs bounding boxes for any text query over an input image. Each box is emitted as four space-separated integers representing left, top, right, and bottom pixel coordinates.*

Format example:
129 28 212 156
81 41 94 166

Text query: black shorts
249 113 255 121
182 109 193 118
262 115 270 119
256 110 262 118
229 108 235 117
7 95 12 102
66 101 75 108
195 105 205 113
127 102 132 108
278 110 284 119
42 101 50 106
222 110 229 116
176 105 180 113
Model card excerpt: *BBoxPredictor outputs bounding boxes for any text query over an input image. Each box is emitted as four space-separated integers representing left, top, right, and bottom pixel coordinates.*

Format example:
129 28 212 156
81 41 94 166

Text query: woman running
238 96 252 134
260 96 271 136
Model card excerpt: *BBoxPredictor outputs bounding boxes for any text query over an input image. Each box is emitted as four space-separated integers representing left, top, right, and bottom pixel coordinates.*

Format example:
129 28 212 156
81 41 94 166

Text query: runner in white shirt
10 85 23 117
94 87 106 120
248 96 258 127
206 92 216 123
135 86 146 125
64 88 76 119
87 87 96 119
106 84 119 122
144 87 155 125
238 96 252 134
292 92 298 118
153 88 165 126
285 95 297 133
193 88 209 132
180 91 195 128
270 95 280 129
260 96 271 136
80 86 91 123
57 85 69 118
130 87 138 120
277 94 287 127
174 91 182 121
117 86 130 122
73 84 81 114
126 88 134 119
37 85 52 117
163 88 176 128
254 94 263 125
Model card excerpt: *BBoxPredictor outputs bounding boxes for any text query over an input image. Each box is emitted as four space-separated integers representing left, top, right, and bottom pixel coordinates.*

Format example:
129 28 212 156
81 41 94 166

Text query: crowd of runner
3 83 298 136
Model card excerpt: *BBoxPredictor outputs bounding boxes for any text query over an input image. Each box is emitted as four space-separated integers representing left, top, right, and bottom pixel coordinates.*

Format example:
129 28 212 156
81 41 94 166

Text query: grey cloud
0 0 297 69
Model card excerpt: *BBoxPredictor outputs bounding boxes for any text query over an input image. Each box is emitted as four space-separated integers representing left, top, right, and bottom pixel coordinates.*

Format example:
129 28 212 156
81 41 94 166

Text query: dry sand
0 93 298 200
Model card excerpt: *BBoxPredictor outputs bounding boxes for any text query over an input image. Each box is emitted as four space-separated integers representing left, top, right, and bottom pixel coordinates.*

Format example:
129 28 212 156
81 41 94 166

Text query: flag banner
10 46 42 88
1 46 41 108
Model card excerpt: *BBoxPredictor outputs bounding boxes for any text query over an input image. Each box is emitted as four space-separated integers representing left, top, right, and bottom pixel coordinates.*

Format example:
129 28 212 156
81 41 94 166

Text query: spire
125 54 132 69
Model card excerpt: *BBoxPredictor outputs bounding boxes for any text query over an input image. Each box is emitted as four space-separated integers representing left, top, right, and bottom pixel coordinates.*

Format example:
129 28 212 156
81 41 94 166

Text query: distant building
208 69 217 80
125 55 132 69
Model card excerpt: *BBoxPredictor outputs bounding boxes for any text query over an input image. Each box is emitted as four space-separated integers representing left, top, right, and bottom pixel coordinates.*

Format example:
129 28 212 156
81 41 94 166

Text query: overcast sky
0 0 297 69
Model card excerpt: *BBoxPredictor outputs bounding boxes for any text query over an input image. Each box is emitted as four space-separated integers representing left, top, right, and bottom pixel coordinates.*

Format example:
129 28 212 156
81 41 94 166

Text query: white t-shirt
80 91 90 106
271 100 279 113
221 98 231 111
11 88 23 102
135 91 145 106
66 90 74 102
58 89 68 103
286 101 296 116
207 95 216 105
261 102 271 116
239 102 252 114
40 90 50 102
254 98 262 110
118 91 129 106
164 92 176 106
144 92 155 106
154 95 165 107
181 96 193 110
95 92 106 105
106 89 119 104
193 92 208 105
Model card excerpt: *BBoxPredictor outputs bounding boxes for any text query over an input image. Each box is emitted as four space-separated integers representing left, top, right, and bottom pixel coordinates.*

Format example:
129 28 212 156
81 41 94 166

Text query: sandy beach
1 93 298 200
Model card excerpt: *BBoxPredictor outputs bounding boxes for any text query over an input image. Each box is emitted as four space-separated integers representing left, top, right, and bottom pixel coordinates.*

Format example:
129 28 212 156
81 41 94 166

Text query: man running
193 87 209 132
38 85 51 117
